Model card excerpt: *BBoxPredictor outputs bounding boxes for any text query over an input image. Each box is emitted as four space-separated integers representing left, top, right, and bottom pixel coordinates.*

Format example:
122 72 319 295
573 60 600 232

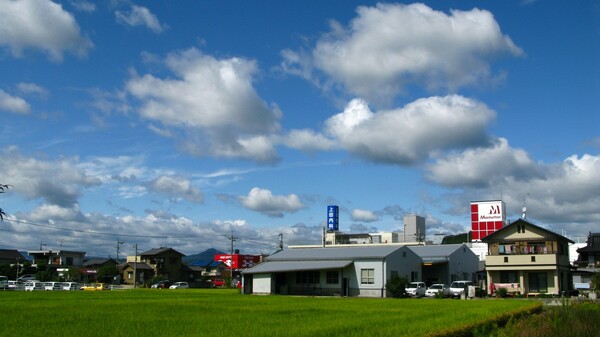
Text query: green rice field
0 289 541 337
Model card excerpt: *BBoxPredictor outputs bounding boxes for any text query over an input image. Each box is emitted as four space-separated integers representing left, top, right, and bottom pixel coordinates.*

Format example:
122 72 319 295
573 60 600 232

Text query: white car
8 280 25 290
449 280 473 298
405 282 426 297
169 282 189 289
24 281 44 291
425 284 449 297
44 282 63 291
62 282 80 291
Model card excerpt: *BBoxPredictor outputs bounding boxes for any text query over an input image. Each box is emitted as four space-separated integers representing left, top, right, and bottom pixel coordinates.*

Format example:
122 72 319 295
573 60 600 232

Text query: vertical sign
327 205 339 231
471 200 505 241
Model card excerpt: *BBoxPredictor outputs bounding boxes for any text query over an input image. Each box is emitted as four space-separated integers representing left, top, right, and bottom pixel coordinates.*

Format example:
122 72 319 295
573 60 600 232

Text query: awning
242 260 353 274
421 257 448 265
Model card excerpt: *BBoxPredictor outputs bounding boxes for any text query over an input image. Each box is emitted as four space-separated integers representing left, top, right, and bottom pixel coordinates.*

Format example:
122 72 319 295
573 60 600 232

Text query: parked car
8 280 25 290
62 282 80 291
24 281 44 291
44 282 63 291
212 279 225 287
81 283 110 291
425 284 449 297
405 282 427 297
151 280 172 289
18 274 36 282
449 280 474 298
0 276 8 289
169 282 189 289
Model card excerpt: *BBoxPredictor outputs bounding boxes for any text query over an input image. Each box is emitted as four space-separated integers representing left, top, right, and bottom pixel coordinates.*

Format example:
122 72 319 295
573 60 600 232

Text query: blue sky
1 0 599 258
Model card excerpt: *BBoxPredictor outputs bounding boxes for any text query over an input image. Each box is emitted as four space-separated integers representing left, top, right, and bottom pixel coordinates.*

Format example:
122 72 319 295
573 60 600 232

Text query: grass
0 289 540 337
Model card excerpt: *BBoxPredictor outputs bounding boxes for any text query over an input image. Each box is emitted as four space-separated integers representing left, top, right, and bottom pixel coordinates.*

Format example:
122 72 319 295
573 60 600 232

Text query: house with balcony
572 232 600 292
482 219 574 296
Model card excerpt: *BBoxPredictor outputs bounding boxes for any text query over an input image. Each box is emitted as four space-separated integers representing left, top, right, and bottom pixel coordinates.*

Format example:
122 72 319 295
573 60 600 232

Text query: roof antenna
522 194 528 219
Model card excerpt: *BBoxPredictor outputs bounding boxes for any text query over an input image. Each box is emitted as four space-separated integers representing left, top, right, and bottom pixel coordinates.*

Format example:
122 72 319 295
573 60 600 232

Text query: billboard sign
471 200 505 241
214 254 261 269
327 205 339 231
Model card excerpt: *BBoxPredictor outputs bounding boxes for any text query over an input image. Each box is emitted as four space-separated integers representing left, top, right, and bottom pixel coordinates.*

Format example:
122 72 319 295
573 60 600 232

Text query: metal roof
243 260 353 274
266 245 404 261
407 244 465 258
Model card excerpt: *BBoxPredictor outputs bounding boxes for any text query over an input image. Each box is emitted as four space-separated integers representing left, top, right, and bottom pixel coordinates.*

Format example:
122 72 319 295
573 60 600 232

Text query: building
138 247 186 282
482 219 574 296
119 261 154 286
242 244 478 297
407 244 479 286
0 249 26 265
81 258 118 283
572 232 600 292
27 249 85 268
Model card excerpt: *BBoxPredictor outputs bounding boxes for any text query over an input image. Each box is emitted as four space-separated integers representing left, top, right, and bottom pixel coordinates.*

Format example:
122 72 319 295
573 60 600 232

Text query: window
296 271 319 285
361 269 375 284
127 272 133 280
531 256 536 262
528 272 548 293
500 271 518 283
326 271 339 284
411 271 418 282
504 257 509 263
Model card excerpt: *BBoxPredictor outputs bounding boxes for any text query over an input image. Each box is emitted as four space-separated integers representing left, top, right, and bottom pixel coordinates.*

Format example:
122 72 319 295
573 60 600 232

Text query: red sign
214 254 260 269
471 200 505 241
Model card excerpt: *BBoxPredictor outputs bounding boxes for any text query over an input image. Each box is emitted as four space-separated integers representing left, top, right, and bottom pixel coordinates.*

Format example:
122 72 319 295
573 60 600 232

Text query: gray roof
140 247 185 256
407 244 466 258
267 245 404 261
244 260 352 274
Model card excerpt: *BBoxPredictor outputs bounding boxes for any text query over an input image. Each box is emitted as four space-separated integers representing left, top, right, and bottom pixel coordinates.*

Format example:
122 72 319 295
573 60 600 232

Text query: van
405 281 427 297
24 281 44 291
62 282 80 291
44 282 63 291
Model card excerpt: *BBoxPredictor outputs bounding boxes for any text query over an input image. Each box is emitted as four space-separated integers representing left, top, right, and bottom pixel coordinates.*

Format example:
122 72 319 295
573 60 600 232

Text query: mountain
183 248 225 264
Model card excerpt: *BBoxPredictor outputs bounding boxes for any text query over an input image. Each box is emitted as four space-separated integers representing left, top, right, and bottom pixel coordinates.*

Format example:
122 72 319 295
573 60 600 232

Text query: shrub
496 287 508 298
386 275 408 298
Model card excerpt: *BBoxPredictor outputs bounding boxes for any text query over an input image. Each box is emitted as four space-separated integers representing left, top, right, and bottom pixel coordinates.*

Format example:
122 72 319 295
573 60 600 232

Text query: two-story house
139 247 186 282
572 232 600 292
482 219 574 296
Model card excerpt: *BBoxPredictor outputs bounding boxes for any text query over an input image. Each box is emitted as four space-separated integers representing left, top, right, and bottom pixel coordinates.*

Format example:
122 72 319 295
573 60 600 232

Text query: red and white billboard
214 254 260 269
471 200 505 241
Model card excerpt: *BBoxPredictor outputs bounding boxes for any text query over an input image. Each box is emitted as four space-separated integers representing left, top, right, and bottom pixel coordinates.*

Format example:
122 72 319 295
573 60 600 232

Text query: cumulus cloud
426 138 543 187
126 48 282 163
281 3 523 104
115 5 167 33
324 95 495 164
351 208 379 222
0 0 92 61
239 187 304 217
70 1 96 13
280 129 337 152
0 147 101 208
147 175 203 203
0 90 30 114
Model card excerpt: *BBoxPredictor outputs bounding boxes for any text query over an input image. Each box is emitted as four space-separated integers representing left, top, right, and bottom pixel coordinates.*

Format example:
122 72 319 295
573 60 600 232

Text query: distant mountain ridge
183 248 225 264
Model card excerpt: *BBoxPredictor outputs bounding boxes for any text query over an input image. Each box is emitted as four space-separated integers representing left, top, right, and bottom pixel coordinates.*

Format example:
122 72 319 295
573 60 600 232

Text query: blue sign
327 205 339 231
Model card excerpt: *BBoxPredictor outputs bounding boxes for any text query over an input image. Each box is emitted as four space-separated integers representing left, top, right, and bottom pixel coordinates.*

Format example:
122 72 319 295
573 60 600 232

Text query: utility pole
116 241 124 263
133 244 138 289
228 231 236 287
278 233 283 251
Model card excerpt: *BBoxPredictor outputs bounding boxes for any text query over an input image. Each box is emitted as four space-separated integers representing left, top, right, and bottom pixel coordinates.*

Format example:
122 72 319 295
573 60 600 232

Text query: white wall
253 273 272 294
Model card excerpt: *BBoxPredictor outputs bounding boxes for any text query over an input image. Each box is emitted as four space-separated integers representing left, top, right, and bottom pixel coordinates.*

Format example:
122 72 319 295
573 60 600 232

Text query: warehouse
242 244 477 297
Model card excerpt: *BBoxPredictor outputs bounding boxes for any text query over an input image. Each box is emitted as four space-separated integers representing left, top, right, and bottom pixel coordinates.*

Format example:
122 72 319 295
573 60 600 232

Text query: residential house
139 247 186 282
0 249 26 265
572 232 600 291
82 258 118 283
482 219 574 296
119 261 154 286
242 244 477 297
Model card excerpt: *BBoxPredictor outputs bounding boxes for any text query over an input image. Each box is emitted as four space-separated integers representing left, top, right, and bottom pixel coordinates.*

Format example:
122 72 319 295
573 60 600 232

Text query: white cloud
126 48 282 162
426 138 542 187
351 209 379 222
70 1 96 13
239 187 303 217
282 3 523 104
325 95 495 164
0 147 101 207
115 5 167 33
0 89 30 114
17 82 49 98
280 129 337 152
147 175 203 203
0 0 92 61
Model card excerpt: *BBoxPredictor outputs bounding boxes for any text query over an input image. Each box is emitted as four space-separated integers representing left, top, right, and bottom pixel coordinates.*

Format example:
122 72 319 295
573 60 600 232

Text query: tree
0 184 12 220
591 272 600 294
386 275 409 298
